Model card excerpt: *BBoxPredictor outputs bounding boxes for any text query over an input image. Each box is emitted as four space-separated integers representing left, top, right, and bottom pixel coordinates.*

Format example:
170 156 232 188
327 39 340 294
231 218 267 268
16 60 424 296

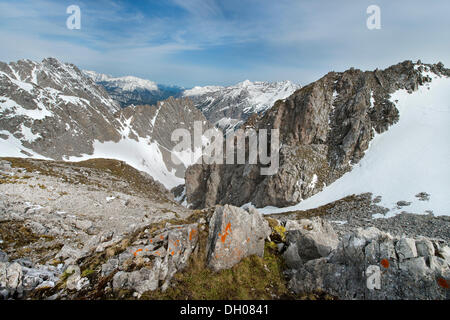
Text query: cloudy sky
0 0 449 87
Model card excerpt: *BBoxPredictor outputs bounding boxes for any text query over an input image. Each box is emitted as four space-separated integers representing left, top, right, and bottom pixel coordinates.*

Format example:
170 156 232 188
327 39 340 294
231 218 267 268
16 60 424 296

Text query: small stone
75 220 93 231
395 238 417 261
0 289 9 300
65 265 81 291
396 201 411 207
76 277 90 291
36 281 55 290
429 256 449 274
415 238 435 257
112 271 129 289
0 251 7 263
7 262 23 292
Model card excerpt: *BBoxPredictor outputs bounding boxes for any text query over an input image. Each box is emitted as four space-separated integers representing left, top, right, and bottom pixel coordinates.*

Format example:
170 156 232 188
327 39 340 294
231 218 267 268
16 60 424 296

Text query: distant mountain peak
183 79 301 132
83 70 159 92
83 70 184 108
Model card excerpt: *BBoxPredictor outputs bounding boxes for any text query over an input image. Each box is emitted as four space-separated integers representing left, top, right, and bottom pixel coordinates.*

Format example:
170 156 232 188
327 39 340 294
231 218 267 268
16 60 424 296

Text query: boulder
396 238 418 261
7 262 23 294
110 222 200 294
415 237 435 257
56 244 84 266
285 218 339 262
206 205 271 271
65 265 81 291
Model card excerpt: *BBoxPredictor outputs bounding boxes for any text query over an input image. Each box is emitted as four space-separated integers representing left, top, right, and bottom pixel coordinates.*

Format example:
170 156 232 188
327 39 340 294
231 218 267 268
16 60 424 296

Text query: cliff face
185 60 450 209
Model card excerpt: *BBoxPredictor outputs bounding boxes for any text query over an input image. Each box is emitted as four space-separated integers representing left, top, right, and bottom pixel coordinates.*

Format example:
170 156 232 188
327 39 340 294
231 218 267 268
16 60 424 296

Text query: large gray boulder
206 205 271 271
284 217 339 262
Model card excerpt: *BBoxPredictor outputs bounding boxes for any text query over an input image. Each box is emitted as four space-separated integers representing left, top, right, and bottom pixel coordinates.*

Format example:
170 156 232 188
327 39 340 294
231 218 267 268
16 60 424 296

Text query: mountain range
0 58 210 189
183 80 300 132
1 57 449 301
0 57 449 217
185 60 450 217
84 69 300 133
83 70 185 108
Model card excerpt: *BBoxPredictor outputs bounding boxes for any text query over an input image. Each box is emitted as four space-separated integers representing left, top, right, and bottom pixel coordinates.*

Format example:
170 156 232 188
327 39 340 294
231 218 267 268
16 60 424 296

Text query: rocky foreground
0 157 449 300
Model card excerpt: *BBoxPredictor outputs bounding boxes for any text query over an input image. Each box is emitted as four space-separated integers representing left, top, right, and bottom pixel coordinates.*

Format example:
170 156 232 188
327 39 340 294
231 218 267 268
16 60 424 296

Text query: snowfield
260 71 450 217
65 138 185 190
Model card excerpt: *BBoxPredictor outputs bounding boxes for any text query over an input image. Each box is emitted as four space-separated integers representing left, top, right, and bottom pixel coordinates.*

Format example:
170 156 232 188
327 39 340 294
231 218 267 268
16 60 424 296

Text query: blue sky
1 0 450 87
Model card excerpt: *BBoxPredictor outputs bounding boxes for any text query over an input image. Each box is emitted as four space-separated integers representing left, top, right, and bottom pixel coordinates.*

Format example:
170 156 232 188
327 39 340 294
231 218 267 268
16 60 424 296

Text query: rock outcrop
99 204 271 296
0 253 61 299
109 222 199 294
185 61 450 208
282 218 450 300
206 205 271 271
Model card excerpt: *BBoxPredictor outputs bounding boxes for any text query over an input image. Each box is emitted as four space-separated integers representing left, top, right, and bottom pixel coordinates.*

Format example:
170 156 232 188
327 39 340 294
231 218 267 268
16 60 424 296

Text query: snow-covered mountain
83 70 184 108
83 70 300 133
0 58 211 189
185 61 450 217
184 80 300 132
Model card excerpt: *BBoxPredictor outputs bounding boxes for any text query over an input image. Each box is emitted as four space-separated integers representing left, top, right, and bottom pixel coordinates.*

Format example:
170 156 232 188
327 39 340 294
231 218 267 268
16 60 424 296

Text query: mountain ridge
185 60 450 217
0 58 211 189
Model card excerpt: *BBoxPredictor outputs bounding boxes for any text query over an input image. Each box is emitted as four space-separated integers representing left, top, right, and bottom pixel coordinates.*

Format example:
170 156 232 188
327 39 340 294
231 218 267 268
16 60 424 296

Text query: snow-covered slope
84 70 184 108
84 71 158 91
184 80 300 132
0 58 210 190
260 69 450 216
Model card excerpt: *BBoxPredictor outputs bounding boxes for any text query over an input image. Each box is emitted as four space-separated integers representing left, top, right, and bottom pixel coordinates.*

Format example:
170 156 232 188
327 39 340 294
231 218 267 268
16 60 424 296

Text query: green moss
272 225 286 242
141 238 294 300
60 269 76 282
81 269 95 278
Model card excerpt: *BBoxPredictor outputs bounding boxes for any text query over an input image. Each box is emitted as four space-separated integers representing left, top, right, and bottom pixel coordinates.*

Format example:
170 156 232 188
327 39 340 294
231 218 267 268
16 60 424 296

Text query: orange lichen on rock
219 222 231 243
437 278 449 289
189 229 197 241
380 259 390 269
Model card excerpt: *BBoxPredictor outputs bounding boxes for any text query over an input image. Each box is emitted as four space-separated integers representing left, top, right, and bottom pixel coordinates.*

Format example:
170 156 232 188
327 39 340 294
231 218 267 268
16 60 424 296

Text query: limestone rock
286 224 449 300
396 238 418 261
185 61 448 209
206 205 271 271
109 222 200 294
284 218 339 262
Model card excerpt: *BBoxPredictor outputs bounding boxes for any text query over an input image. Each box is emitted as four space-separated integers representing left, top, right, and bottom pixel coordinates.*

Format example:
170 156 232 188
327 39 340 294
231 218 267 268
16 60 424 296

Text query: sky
0 0 449 87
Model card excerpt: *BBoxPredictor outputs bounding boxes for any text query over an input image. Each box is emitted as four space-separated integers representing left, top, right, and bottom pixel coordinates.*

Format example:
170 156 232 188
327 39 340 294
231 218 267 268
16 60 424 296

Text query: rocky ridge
185 60 450 209
184 80 300 132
